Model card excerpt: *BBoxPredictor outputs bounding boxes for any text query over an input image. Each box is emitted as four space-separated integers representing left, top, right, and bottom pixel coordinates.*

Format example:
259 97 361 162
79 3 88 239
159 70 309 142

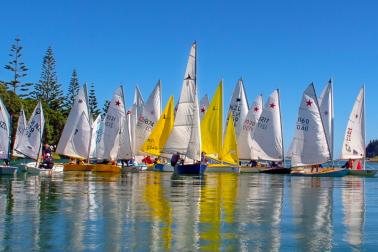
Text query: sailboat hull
207 163 240 173
92 164 121 173
291 168 349 177
0 165 18 175
259 167 291 174
174 163 207 175
348 169 377 177
153 163 174 172
64 163 94 171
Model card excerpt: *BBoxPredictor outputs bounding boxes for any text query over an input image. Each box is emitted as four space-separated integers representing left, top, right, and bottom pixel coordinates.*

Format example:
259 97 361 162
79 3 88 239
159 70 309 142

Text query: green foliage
64 69 80 114
32 47 64 110
3 37 33 97
102 100 110 117
89 82 100 118
366 140 378 158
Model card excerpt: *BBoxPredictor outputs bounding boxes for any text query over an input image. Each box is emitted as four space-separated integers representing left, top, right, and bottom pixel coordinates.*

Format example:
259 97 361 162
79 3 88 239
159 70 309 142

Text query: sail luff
0 97 11 160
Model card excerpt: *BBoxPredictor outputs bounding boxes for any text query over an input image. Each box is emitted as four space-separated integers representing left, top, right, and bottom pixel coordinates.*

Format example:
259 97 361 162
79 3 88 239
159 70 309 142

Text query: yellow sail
200 81 223 158
140 96 175 156
220 112 239 165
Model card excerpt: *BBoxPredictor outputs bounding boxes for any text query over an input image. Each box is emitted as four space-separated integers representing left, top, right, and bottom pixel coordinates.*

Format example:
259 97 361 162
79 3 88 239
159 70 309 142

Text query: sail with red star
237 94 263 160
287 83 330 167
340 86 365 160
250 90 284 161
199 94 209 120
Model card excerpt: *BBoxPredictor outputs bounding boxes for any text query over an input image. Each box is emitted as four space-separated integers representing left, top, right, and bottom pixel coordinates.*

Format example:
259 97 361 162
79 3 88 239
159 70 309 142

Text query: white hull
24 162 64 174
121 164 148 172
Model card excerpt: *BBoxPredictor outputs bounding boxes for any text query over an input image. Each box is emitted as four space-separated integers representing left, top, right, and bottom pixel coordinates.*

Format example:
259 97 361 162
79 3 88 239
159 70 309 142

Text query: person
201 152 208 164
310 164 321 173
142 155 153 165
40 153 54 169
171 152 180 166
247 159 257 167
356 159 362 170
4 159 9 166
153 157 161 165
269 161 278 168
42 144 52 159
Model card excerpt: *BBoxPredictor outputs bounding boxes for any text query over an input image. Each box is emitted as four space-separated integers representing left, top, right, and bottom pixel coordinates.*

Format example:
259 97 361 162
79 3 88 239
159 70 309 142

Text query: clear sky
1 0 378 157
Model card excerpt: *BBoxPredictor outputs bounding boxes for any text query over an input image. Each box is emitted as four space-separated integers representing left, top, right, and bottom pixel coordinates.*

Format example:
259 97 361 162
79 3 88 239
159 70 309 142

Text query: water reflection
0 172 376 251
342 177 365 249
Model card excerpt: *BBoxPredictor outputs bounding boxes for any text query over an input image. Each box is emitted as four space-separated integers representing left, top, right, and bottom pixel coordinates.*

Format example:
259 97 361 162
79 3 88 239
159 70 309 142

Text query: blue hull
174 163 207 175
153 163 174 172
291 168 349 177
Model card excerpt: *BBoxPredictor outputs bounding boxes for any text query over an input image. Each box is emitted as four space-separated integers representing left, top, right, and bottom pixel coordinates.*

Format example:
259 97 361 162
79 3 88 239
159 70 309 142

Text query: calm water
1 169 378 251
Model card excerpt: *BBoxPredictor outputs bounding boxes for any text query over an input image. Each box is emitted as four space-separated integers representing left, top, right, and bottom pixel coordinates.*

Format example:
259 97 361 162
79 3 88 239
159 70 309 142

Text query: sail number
296 117 309 131
257 116 270 130
346 128 352 142
105 115 116 128
242 119 256 131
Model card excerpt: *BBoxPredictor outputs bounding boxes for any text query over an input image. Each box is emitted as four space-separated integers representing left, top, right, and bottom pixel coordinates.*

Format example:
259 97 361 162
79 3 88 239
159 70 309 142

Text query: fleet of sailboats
0 42 376 177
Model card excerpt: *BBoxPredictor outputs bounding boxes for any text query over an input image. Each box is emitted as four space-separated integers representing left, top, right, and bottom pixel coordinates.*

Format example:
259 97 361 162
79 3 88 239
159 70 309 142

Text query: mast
277 89 285 168
84 83 93 163
35 101 43 168
363 85 366 170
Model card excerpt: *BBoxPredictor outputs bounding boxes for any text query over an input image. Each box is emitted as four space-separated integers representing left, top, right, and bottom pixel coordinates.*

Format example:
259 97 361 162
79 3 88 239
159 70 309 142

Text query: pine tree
65 69 80 111
102 100 110 118
33 46 64 110
3 37 33 97
88 82 100 118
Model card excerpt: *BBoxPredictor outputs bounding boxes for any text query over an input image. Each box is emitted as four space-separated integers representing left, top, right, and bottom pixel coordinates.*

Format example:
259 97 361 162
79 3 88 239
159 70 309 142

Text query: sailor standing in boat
171 152 180 166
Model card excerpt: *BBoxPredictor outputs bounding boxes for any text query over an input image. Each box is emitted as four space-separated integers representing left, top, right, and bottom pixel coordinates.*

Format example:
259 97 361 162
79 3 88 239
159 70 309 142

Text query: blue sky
1 0 378 156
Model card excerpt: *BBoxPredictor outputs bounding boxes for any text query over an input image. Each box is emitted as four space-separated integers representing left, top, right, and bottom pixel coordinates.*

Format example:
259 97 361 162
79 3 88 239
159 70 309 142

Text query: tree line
0 37 102 145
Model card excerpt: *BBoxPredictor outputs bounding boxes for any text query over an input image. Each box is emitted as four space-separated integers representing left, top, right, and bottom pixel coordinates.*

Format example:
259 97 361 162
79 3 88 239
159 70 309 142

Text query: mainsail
199 94 209 120
163 42 201 161
319 79 334 159
250 90 283 161
134 81 162 153
96 86 126 160
89 114 102 159
340 86 365 160
56 85 90 159
12 109 27 158
200 81 223 159
237 95 263 160
141 96 175 156
0 98 11 160
288 84 330 167
117 111 133 160
15 101 45 160
225 78 249 137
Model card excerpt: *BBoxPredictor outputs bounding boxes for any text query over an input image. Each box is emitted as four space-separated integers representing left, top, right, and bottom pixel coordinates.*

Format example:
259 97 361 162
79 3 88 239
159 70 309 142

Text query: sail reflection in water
1 172 378 251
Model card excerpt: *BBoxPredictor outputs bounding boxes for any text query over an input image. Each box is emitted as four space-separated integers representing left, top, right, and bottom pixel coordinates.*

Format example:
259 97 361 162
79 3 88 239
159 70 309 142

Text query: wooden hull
207 164 240 173
153 163 174 172
259 167 291 174
0 166 18 175
92 164 121 173
348 169 377 177
174 163 207 175
239 166 260 173
291 168 349 177
64 163 95 172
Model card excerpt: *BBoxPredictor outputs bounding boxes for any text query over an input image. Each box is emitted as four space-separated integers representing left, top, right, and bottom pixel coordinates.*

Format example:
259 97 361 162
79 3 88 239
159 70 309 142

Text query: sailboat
140 96 175 172
15 101 57 174
0 97 18 175
162 42 206 175
248 89 289 174
93 86 126 173
289 83 348 177
56 84 94 171
201 81 240 172
340 86 376 176
238 95 263 173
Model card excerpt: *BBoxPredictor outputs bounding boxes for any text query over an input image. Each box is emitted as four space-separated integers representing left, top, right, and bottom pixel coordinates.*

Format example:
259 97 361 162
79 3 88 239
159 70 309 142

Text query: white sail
250 90 283 161
186 92 202 161
0 98 11 160
69 112 91 159
134 81 162 153
319 79 334 159
56 85 90 159
89 114 102 159
96 86 126 160
12 109 27 158
225 78 249 137
288 84 330 167
118 112 133 160
16 101 45 160
340 87 365 160
199 94 209 120
130 87 144 154
163 42 201 161
237 95 263 160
